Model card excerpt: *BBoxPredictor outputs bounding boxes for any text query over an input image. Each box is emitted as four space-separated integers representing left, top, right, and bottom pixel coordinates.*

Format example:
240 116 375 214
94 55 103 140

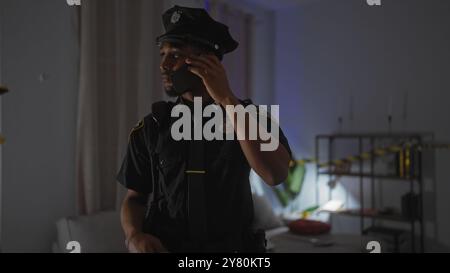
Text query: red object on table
288 219 331 235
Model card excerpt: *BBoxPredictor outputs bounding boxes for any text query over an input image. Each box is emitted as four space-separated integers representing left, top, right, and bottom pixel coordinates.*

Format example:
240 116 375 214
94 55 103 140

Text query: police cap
156 5 239 58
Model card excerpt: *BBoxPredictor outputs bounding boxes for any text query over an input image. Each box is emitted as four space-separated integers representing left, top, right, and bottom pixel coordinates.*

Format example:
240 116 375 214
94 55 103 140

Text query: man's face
159 42 198 97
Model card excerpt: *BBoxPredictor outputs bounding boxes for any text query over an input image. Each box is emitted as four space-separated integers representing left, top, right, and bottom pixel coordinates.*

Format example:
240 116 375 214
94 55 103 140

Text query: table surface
267 229 383 253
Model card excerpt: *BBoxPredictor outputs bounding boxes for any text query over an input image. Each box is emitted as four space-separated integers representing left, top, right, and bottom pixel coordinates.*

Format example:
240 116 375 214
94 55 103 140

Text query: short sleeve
116 120 153 194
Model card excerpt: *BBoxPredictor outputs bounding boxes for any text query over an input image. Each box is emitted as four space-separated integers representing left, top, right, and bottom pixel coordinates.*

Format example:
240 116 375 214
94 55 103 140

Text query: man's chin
164 86 179 98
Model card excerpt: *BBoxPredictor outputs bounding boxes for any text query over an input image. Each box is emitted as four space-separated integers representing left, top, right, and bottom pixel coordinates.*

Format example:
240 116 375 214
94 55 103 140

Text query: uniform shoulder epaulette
128 119 145 141
151 100 175 129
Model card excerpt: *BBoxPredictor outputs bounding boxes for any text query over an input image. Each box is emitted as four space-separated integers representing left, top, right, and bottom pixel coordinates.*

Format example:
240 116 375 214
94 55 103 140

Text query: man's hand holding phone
185 54 236 106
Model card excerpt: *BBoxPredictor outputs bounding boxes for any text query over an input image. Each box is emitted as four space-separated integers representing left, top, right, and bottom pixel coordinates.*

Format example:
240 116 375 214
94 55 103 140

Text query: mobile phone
170 63 203 95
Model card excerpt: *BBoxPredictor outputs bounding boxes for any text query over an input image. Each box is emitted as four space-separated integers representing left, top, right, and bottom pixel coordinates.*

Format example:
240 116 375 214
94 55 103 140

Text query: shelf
328 209 415 223
315 132 427 252
318 171 418 181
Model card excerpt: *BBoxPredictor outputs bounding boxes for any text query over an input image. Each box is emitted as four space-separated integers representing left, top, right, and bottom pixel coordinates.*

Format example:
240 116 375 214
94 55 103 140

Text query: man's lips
162 75 172 85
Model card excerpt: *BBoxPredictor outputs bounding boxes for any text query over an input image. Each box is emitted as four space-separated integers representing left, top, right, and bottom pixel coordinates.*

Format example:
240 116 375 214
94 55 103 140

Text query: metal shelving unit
315 132 434 253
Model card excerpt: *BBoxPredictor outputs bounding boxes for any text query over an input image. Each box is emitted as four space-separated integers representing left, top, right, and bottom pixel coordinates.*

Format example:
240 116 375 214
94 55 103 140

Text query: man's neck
181 90 214 104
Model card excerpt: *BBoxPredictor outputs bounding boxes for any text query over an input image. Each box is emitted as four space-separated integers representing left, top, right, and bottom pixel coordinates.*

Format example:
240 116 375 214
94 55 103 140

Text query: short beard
164 86 180 97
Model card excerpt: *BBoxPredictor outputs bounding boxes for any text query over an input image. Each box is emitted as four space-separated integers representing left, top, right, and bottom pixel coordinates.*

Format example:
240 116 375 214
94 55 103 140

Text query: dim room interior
0 0 450 253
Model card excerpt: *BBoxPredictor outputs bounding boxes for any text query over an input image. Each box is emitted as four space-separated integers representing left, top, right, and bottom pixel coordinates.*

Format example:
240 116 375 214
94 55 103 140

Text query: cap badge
171 11 181 24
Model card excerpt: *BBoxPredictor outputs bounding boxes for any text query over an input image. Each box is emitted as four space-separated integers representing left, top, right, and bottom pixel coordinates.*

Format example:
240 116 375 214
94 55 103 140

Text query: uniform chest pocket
157 154 185 186
158 156 179 169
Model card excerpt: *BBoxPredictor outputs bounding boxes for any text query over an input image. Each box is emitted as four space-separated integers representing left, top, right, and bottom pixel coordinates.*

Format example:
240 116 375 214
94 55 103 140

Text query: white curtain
75 0 252 215
76 0 165 215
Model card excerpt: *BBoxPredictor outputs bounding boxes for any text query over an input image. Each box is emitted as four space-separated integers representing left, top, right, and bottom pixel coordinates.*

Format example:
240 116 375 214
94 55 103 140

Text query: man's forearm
221 96 291 186
120 194 147 240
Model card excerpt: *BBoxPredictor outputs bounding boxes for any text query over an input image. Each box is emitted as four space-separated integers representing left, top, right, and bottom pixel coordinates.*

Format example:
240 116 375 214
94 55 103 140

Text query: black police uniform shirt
116 98 292 251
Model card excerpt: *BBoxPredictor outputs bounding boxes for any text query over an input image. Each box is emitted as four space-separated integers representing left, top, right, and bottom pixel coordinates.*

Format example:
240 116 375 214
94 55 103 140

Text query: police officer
117 5 292 253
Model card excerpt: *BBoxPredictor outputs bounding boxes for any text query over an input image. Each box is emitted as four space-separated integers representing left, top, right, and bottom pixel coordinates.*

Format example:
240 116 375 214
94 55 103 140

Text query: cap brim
156 31 238 55
156 33 220 54
156 34 189 47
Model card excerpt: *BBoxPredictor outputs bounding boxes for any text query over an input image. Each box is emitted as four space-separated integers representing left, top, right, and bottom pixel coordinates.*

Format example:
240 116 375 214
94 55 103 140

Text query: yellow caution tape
346 156 358 162
388 146 402 152
333 159 344 165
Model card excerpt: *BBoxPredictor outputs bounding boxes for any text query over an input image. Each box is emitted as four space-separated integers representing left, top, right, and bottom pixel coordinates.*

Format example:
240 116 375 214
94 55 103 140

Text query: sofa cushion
56 210 127 253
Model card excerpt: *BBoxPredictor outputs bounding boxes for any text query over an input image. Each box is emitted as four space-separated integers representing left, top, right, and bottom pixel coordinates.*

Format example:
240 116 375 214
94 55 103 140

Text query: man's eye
173 53 180 59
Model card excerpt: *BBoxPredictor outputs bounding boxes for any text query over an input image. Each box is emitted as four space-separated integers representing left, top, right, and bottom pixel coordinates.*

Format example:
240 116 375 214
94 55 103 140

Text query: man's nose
160 58 172 73
159 62 168 72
